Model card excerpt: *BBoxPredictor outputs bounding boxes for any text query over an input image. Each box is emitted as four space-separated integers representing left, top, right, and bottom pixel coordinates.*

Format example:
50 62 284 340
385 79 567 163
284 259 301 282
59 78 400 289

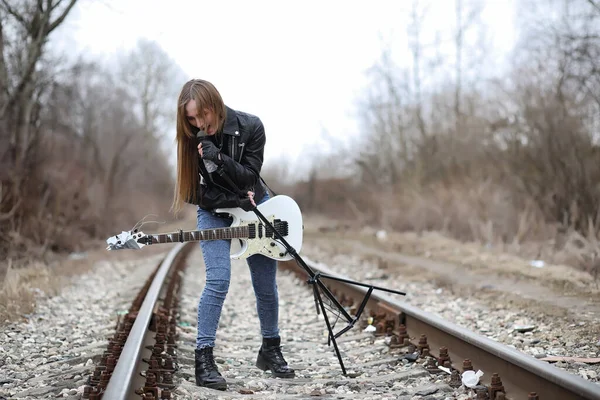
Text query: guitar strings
130 214 167 232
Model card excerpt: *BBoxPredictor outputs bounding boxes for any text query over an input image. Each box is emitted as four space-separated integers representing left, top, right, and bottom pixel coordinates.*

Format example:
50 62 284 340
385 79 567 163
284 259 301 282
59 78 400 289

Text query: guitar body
216 195 303 261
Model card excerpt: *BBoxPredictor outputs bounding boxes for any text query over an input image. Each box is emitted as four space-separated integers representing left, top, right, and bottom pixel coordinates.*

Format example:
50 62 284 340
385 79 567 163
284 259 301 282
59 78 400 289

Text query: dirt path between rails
301 215 600 322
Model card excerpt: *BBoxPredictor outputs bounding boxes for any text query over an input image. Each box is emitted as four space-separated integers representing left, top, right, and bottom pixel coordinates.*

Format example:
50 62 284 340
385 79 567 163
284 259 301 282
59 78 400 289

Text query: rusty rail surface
280 257 600 400
86 242 193 399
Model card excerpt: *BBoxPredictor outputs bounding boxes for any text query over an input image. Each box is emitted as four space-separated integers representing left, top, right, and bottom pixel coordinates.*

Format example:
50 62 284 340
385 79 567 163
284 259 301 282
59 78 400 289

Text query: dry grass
379 178 600 288
0 260 65 323
376 179 554 246
557 219 600 282
388 230 598 294
302 176 600 288
304 212 599 296
0 205 197 325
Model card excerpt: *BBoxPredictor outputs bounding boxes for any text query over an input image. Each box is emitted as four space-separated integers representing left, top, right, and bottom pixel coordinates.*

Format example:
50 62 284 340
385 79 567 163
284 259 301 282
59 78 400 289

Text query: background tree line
0 0 185 271
285 0 600 277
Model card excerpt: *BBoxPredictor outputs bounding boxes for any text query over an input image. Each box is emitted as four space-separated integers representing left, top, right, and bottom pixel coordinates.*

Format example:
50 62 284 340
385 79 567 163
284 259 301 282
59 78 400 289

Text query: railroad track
83 242 600 399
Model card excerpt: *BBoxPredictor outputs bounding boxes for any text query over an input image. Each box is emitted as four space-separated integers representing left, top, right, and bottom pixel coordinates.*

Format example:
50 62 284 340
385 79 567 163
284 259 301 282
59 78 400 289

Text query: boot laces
201 350 218 369
267 345 285 364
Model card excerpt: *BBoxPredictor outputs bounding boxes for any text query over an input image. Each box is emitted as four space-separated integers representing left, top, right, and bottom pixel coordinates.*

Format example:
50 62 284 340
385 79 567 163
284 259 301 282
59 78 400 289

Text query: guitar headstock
106 230 150 251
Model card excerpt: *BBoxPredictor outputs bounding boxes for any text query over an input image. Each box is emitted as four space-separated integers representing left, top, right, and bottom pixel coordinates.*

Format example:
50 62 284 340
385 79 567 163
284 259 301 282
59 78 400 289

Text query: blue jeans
196 193 279 349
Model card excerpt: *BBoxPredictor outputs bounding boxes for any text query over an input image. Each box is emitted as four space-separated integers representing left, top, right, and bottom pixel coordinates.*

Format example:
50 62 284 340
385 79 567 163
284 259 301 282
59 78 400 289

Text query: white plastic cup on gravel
461 370 484 388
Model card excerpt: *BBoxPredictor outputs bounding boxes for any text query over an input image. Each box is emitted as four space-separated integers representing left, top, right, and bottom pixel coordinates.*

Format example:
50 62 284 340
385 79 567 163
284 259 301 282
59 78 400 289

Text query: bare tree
0 3 182 263
408 0 429 139
0 0 77 168
117 38 188 138
356 44 415 187
0 0 79 260
453 0 484 130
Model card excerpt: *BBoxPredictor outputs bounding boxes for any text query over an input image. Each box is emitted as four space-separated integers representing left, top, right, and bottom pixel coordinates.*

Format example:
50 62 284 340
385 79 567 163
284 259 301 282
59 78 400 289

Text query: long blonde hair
171 79 226 214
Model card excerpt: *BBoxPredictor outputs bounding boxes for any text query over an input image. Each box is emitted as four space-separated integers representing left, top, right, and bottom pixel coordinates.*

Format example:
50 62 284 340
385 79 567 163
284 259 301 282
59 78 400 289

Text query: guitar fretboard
137 219 288 246
148 225 255 244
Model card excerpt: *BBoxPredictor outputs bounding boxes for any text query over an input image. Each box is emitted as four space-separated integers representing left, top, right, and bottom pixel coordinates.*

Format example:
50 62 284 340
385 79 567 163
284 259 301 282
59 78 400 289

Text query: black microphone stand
213 165 407 375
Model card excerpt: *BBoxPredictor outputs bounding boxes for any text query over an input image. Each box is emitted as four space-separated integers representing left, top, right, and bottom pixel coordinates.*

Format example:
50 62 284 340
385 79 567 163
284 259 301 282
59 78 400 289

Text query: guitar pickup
248 223 256 239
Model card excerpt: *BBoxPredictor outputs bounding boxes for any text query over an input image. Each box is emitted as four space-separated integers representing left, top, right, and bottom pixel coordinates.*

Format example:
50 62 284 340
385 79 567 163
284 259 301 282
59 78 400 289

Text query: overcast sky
56 0 517 175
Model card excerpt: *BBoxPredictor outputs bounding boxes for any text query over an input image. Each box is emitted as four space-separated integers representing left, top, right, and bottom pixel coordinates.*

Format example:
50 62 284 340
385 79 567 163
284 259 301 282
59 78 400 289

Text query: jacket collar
222 106 240 137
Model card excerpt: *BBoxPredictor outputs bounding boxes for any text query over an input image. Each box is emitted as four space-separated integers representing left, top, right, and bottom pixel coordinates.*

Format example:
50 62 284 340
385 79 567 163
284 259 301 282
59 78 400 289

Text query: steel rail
280 257 600 400
103 242 192 399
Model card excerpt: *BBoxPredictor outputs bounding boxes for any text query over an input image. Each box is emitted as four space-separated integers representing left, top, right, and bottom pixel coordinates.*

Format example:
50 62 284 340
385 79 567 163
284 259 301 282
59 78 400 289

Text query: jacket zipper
238 143 246 162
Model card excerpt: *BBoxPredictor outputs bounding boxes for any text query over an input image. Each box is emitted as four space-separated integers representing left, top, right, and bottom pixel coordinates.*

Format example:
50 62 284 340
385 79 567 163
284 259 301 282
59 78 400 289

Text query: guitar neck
146 225 254 245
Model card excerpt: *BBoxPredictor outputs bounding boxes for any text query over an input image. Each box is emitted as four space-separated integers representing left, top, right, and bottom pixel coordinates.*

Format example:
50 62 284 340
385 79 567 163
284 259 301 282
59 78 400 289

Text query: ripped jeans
195 193 279 349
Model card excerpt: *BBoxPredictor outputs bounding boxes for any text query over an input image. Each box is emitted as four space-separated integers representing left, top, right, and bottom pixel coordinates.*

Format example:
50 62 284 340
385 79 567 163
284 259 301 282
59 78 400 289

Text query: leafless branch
587 0 600 13
0 198 21 221
0 1 29 28
48 0 77 33
0 17 8 100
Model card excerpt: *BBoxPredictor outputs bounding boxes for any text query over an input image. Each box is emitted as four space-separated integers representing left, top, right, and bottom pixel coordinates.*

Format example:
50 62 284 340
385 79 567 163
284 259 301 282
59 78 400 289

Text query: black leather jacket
191 106 267 210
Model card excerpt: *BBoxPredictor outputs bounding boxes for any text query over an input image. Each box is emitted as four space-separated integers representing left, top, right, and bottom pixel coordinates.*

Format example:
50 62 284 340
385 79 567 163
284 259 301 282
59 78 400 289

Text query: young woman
172 79 295 390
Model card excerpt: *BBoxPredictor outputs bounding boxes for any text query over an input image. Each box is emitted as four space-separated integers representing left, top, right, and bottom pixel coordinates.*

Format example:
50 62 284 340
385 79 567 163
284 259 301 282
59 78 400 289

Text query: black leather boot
195 347 227 390
256 337 295 378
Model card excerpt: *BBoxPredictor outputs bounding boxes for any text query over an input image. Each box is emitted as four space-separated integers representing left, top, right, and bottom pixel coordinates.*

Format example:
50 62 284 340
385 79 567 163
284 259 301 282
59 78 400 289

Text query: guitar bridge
265 219 289 238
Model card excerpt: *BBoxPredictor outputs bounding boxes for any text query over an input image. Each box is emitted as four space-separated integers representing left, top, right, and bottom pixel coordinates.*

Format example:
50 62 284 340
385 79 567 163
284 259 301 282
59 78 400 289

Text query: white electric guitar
106 195 303 261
